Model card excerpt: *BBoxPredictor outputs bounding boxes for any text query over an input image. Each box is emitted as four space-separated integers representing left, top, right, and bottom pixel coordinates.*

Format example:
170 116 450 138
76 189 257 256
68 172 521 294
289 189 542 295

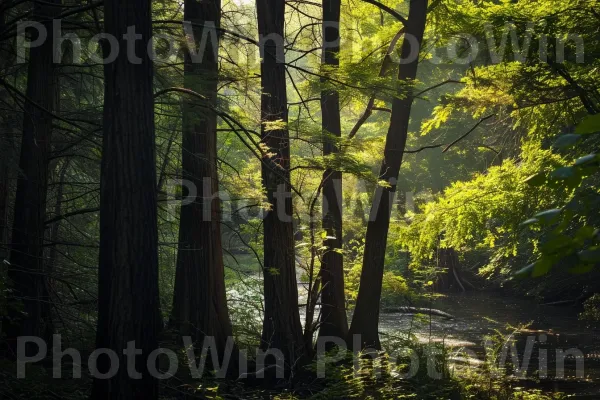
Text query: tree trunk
256 0 306 371
348 0 429 350
92 0 161 398
170 0 236 369
318 0 348 343
435 247 466 293
0 152 7 259
5 0 60 357
46 161 70 282
0 8 9 262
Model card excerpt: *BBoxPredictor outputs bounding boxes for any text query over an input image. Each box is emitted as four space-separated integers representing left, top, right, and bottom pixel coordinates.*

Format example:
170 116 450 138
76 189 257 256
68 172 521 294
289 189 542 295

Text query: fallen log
382 306 455 319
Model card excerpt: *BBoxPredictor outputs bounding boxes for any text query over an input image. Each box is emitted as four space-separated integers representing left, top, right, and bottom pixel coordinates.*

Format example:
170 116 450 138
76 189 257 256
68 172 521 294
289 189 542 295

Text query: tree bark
170 0 236 370
0 8 10 261
92 0 161 398
5 0 60 357
0 151 7 259
348 0 429 350
46 160 70 282
318 0 348 343
256 0 306 371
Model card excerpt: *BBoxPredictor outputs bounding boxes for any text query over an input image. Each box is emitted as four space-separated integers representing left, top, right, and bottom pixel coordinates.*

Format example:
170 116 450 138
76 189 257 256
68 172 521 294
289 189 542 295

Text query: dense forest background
0 0 599 398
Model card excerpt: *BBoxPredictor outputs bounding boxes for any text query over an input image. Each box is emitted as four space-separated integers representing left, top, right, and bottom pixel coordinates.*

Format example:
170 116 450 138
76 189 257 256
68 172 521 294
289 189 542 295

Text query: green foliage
389 0 600 299
0 360 88 400
398 143 567 278
1 0 598 397
518 116 600 278
345 237 415 308
579 294 600 327
305 343 459 399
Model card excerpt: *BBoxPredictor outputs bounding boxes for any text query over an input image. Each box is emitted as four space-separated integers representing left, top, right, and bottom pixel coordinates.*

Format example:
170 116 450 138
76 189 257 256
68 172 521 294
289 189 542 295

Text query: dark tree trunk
5 0 60 356
0 153 7 260
256 0 306 371
92 0 161 398
0 9 8 260
348 0 428 350
46 161 69 280
318 0 348 343
170 0 236 368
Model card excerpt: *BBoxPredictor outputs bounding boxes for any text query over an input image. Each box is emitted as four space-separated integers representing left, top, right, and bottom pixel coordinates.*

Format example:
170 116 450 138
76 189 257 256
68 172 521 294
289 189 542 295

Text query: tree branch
361 0 408 25
348 28 405 139
45 207 100 226
404 115 497 155
442 114 496 153
415 79 464 98
405 144 444 154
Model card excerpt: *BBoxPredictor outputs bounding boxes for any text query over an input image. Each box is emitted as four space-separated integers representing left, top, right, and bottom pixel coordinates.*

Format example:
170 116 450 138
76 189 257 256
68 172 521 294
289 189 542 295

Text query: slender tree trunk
0 8 9 261
5 0 60 356
46 160 70 278
170 0 236 368
0 154 7 259
348 0 428 350
92 0 161 398
256 0 306 371
318 0 348 343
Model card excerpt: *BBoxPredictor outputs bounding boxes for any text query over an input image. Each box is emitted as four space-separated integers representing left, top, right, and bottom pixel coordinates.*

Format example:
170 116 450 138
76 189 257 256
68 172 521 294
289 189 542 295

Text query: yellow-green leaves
262 119 287 132
576 114 600 134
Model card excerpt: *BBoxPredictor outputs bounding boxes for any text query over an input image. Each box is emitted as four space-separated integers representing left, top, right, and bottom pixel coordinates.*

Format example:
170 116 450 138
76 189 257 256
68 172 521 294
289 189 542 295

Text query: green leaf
263 119 287 132
568 263 594 275
553 134 582 149
576 114 600 134
574 154 598 167
560 254 584 273
541 234 572 255
520 218 539 227
566 175 583 190
515 263 534 278
575 226 596 241
523 173 546 186
532 258 553 277
533 208 561 223
578 248 600 263
549 166 576 180
516 258 554 278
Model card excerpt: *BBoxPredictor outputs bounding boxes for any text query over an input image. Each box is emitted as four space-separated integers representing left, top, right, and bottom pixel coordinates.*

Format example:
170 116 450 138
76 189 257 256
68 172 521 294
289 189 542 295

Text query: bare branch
443 114 496 153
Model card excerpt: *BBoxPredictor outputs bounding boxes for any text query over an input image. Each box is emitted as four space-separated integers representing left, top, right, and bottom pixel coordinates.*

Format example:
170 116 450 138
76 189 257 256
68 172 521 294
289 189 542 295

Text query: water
378 292 600 395
230 273 600 394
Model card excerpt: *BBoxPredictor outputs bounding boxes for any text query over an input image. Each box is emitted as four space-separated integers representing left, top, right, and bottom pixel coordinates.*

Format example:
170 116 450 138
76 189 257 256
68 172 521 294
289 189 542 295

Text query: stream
377 292 600 396
229 273 600 396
